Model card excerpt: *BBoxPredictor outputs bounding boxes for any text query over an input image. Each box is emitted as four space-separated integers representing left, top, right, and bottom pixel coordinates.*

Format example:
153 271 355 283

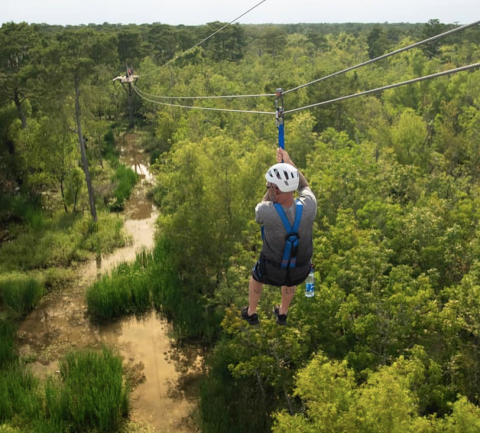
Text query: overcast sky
3 0 479 26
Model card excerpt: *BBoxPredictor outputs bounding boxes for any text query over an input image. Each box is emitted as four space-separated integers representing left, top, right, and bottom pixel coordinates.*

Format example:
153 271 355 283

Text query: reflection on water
15 133 201 432
100 314 204 432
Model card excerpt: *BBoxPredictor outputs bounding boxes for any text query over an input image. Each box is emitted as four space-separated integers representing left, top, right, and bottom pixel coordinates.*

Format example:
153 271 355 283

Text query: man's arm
276 148 309 190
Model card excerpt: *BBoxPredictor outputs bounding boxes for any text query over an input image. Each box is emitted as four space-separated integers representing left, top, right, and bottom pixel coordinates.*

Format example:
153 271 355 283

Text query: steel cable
138 0 267 80
284 20 480 95
132 84 275 115
284 62 480 114
132 83 275 100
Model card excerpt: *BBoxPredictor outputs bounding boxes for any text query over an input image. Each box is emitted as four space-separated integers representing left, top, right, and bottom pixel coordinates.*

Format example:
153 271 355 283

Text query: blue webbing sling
262 199 303 268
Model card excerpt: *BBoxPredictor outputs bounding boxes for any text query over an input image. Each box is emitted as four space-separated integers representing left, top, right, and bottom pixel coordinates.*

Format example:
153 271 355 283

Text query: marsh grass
86 262 150 320
87 239 209 338
0 276 43 317
0 363 42 424
47 347 130 432
0 320 16 369
0 347 129 432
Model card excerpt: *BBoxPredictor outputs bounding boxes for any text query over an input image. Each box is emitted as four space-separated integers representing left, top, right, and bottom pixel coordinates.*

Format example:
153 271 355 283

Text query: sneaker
273 306 287 325
241 307 259 326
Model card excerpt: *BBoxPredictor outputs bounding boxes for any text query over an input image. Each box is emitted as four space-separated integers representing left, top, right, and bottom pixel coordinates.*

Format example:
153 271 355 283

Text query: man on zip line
242 147 317 326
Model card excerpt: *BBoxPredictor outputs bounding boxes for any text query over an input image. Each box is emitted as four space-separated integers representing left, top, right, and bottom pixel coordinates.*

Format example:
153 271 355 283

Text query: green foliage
2 19 480 432
0 424 22 433
0 364 42 424
367 26 391 59
0 320 16 369
111 164 139 211
273 354 480 432
0 193 43 228
0 212 126 272
86 261 150 320
148 238 208 338
0 275 43 317
0 339 129 432
86 239 211 338
102 130 120 164
43 347 129 432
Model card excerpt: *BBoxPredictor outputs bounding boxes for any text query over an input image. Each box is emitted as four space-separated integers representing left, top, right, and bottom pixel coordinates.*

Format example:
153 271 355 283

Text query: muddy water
16 133 202 432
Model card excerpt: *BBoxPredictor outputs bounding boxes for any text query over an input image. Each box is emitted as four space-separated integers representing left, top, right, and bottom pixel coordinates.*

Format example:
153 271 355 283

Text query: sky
2 0 479 26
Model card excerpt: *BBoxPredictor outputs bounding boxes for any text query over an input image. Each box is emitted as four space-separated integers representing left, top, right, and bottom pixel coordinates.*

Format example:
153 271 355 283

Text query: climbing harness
259 90 304 269
274 199 303 268
259 199 305 269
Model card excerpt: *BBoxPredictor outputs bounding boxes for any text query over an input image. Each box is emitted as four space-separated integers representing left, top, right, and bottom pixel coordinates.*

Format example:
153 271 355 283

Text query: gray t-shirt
255 187 317 266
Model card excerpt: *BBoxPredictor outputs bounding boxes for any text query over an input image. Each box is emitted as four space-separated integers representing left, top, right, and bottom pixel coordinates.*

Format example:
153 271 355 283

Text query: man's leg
280 285 296 315
248 277 263 315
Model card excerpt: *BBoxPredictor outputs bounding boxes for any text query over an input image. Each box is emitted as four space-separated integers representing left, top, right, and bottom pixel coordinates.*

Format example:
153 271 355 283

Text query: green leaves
274 354 480 433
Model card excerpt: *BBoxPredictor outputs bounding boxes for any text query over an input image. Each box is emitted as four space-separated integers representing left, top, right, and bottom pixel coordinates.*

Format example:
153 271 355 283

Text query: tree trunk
5 140 15 155
13 91 27 129
60 178 69 213
74 74 97 222
73 188 78 213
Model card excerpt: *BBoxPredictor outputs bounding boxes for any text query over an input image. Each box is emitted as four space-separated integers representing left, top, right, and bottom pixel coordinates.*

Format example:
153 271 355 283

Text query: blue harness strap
274 199 303 268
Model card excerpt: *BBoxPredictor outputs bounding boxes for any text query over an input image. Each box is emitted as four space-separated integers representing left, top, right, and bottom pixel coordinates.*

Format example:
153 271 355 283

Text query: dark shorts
252 253 311 287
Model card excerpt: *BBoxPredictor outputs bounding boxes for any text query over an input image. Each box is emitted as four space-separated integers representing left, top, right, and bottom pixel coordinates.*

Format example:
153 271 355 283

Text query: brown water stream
16 133 202 432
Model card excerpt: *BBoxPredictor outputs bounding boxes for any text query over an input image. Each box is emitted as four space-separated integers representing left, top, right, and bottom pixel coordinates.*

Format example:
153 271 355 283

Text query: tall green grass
149 241 209 338
0 276 43 317
0 320 16 369
86 262 150 320
87 239 212 338
0 347 129 432
48 347 129 432
0 363 42 424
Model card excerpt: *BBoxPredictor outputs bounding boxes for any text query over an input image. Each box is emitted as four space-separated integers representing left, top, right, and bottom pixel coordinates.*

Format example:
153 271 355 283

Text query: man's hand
276 148 295 166
276 147 309 190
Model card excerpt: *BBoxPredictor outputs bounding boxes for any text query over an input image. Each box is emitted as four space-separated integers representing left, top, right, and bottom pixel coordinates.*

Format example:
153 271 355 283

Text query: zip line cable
130 12 480 118
283 19 480 95
134 19 479 104
284 62 480 114
133 62 480 116
132 84 275 115
132 83 275 100
137 0 267 80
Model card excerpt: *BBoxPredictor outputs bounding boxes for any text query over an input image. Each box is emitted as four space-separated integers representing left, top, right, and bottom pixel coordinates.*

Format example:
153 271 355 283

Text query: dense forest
1 17 480 432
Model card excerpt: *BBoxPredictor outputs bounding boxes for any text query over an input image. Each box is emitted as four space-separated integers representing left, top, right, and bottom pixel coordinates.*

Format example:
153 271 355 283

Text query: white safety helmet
265 163 299 192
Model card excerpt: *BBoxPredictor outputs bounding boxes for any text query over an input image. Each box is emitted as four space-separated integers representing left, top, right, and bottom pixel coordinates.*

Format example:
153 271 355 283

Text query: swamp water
16 134 203 432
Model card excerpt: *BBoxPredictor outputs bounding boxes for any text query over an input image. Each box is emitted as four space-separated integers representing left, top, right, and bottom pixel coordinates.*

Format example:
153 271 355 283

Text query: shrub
102 130 120 166
0 193 43 229
111 165 139 211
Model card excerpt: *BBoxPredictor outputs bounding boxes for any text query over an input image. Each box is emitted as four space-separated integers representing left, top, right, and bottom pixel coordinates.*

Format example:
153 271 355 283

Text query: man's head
265 163 299 193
